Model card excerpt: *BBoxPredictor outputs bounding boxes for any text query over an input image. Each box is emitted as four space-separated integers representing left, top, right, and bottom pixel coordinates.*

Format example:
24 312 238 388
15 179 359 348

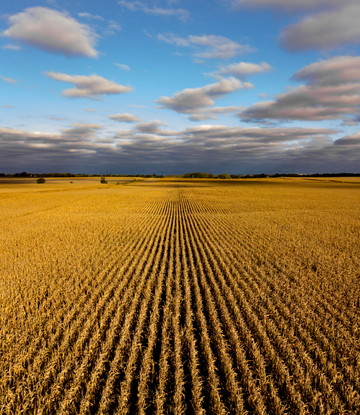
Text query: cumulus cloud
157 33 253 59
292 56 360 86
232 1 360 51
108 113 142 122
118 1 190 22
3 7 98 57
280 4 360 51
44 72 132 99
240 56 360 123
155 77 252 113
0 75 17 85
211 61 273 79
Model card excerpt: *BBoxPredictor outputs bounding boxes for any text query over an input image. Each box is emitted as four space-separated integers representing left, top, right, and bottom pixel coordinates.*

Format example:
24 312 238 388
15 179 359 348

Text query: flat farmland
1 178 359 414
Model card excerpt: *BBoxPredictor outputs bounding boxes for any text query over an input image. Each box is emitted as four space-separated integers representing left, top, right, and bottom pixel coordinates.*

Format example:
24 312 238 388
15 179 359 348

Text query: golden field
0 177 359 414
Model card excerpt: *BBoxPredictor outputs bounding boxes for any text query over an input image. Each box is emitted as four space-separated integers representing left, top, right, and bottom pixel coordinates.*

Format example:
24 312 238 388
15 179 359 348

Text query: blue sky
1 0 360 174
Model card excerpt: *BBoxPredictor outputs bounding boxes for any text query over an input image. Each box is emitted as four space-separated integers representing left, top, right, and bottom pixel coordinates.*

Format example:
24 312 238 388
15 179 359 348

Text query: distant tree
37 177 46 184
183 172 210 178
218 173 231 179
100 177 108 184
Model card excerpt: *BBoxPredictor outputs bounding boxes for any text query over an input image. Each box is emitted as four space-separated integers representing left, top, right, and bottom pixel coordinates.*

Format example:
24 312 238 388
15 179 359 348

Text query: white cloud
1 44 22 51
157 33 253 59
280 4 360 51
44 72 133 99
0 75 17 85
258 93 269 98
3 7 98 57
105 21 121 35
108 113 142 122
211 61 273 79
155 77 252 113
115 63 131 71
78 12 104 20
84 108 96 112
118 1 190 22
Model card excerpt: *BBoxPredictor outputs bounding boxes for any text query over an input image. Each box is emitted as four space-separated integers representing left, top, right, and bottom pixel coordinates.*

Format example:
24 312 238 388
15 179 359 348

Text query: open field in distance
1 177 359 414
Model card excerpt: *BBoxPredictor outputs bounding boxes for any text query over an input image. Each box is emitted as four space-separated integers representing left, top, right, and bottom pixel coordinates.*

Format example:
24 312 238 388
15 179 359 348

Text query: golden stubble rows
0 178 359 414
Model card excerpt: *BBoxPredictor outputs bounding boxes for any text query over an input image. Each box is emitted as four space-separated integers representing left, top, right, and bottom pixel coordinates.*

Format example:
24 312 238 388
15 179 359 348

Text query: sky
1 0 360 174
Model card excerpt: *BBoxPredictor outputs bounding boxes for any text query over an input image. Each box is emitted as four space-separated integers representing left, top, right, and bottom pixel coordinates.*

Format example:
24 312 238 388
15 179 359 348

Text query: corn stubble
0 178 359 414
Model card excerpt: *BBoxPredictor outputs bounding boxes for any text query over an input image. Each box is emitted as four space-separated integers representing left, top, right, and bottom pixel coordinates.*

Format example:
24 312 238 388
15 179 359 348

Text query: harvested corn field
1 177 360 414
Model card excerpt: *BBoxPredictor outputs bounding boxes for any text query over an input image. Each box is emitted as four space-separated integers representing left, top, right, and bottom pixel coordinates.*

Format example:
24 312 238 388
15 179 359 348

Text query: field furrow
1 179 359 414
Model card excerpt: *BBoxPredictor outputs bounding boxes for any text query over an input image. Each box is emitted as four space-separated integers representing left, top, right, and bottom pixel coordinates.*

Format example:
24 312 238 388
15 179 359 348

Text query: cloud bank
2 123 353 175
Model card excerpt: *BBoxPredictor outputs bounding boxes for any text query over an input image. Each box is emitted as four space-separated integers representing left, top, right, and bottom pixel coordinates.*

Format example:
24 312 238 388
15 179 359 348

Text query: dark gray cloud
2 123 355 175
334 132 360 145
